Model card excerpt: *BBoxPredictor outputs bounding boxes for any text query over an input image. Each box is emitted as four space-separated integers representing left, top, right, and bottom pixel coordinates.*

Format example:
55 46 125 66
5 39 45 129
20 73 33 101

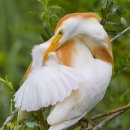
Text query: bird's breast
56 38 94 69
56 39 76 67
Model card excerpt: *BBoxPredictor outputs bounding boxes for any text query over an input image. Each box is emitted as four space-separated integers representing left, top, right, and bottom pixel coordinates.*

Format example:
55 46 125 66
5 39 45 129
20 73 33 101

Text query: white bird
14 13 113 130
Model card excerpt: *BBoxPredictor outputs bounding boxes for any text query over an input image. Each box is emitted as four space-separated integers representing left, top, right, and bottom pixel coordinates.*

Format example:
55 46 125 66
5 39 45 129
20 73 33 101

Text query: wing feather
14 64 85 111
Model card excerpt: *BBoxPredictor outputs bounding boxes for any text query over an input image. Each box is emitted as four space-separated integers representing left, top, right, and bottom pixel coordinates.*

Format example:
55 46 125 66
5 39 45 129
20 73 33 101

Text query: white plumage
14 55 86 111
14 13 113 130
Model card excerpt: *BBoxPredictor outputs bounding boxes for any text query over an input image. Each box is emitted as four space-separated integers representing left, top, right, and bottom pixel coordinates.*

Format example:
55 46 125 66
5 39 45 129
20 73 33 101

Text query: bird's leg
36 109 48 130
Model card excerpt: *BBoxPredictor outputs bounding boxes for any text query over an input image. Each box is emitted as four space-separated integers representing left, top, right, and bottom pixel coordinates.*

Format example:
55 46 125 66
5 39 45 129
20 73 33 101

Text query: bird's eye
59 30 63 35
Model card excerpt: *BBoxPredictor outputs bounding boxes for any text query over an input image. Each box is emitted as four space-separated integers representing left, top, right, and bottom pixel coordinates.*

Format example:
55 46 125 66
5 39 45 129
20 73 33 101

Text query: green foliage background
0 0 130 129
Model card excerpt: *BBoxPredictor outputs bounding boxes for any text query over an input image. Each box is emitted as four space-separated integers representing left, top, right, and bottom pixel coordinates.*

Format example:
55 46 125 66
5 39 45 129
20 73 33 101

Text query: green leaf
40 12 46 19
120 17 127 26
0 77 15 91
112 7 117 13
37 0 45 7
7 122 15 129
49 5 63 10
116 6 125 16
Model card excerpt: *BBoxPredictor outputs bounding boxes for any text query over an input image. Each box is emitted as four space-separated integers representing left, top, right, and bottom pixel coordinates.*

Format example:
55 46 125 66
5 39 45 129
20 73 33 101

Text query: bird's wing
14 63 85 112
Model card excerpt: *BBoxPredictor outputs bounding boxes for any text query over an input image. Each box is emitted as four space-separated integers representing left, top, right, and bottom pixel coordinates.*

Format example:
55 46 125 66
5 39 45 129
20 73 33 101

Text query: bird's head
43 13 113 64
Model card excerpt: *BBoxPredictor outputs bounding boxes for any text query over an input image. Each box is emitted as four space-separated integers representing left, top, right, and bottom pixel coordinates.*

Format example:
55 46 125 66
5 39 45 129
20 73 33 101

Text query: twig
91 111 125 130
110 26 130 42
82 117 96 126
91 102 130 120
66 117 96 130
0 109 18 130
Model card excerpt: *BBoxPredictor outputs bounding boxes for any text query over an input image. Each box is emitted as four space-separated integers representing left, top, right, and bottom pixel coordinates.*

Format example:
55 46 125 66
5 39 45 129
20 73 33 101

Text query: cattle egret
14 13 113 130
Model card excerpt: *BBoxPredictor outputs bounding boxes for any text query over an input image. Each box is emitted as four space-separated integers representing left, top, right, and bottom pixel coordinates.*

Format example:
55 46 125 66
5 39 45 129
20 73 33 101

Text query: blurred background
0 0 130 129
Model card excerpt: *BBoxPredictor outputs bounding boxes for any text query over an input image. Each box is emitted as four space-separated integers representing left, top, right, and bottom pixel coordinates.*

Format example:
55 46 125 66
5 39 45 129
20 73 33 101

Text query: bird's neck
70 38 95 68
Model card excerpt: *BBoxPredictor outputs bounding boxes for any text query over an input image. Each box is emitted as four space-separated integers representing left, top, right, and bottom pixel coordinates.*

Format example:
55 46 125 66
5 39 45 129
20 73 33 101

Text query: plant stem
36 109 48 130
110 26 130 42
0 109 18 130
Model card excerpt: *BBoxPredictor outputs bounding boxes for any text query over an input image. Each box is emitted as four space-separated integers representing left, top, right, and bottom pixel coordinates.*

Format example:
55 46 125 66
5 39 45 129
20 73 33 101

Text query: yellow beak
42 32 63 64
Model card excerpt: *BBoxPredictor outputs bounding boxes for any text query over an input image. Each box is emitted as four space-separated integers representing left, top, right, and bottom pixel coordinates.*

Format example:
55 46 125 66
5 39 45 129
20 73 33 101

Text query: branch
87 103 130 130
91 102 130 120
110 26 130 42
0 109 18 130
91 110 124 130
